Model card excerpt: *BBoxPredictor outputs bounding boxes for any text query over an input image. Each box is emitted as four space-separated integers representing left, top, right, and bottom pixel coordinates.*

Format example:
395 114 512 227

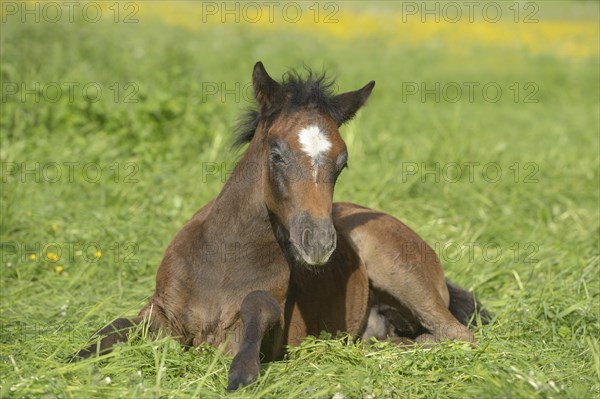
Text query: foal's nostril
292 216 337 265
329 230 337 248
302 229 312 248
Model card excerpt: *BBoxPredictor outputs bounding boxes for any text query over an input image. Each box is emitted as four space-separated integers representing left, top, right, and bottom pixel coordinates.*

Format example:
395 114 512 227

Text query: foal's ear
331 80 375 126
252 61 284 114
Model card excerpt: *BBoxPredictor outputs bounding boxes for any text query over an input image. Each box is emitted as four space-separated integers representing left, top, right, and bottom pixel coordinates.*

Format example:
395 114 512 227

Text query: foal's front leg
227 291 281 391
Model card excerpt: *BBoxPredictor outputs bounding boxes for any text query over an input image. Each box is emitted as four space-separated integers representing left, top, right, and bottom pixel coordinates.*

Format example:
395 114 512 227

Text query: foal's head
235 62 374 266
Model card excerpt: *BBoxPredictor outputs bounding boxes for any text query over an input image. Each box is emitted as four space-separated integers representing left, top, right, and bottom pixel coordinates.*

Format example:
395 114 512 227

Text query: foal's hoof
226 368 258 391
226 352 260 391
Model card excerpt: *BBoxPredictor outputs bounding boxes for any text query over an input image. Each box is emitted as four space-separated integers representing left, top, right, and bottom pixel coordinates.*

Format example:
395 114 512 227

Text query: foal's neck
206 142 272 240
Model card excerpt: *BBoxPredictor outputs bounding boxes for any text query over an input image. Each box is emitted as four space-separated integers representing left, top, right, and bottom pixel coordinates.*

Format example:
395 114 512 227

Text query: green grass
1 2 599 398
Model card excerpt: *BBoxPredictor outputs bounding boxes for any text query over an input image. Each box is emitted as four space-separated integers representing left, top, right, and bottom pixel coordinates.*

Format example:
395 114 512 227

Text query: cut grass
1 1 599 398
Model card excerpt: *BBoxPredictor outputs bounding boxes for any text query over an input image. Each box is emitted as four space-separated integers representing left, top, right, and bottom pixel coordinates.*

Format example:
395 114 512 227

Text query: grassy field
1 1 599 398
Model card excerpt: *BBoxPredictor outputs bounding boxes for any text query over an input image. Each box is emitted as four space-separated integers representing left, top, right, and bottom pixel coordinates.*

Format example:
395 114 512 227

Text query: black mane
233 69 338 148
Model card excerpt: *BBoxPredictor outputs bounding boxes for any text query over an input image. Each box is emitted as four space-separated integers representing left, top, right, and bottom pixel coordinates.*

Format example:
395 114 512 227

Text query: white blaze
298 125 331 183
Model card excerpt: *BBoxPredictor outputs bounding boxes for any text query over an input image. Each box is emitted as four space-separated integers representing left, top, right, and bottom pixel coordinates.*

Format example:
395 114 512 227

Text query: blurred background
1 1 599 397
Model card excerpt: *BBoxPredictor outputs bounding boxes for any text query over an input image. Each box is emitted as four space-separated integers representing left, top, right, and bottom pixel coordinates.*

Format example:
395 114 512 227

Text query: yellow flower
29 254 37 261
137 3 599 62
51 223 59 232
47 252 59 262
55 265 63 273
94 251 102 258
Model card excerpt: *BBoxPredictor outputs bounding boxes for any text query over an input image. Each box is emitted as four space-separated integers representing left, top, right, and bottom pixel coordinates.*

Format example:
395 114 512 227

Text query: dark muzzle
290 212 337 266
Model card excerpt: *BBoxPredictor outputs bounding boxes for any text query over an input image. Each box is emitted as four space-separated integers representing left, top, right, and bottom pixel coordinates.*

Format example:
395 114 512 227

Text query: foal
75 62 488 391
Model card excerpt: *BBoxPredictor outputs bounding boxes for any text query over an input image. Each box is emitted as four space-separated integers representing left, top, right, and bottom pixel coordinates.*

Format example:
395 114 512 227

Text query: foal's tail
446 280 491 326
70 304 164 361
70 316 143 361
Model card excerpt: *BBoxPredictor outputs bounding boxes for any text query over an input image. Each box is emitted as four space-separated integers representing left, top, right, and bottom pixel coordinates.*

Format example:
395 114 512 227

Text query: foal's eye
330 162 348 182
336 152 349 175
337 162 348 175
